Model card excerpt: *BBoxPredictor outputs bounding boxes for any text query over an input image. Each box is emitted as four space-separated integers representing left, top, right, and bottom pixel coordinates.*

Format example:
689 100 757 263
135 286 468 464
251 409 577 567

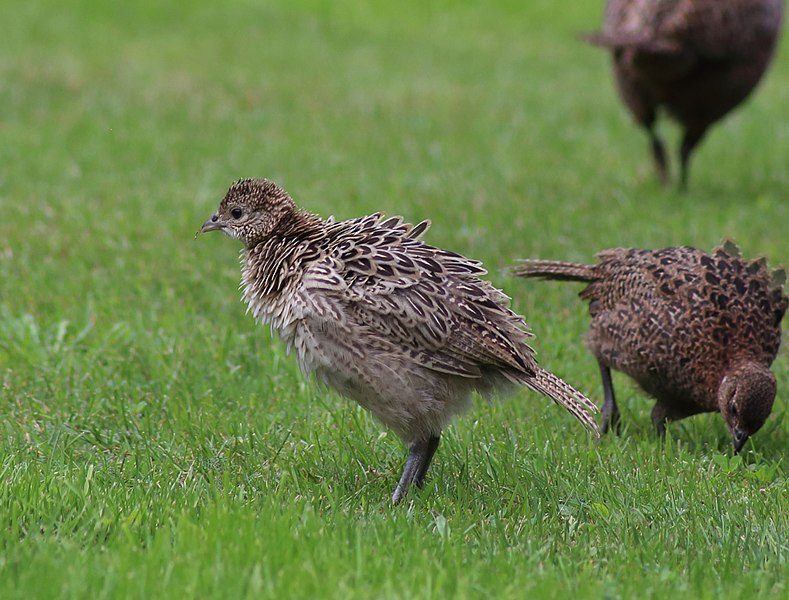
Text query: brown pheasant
586 0 784 187
201 178 598 504
514 241 787 451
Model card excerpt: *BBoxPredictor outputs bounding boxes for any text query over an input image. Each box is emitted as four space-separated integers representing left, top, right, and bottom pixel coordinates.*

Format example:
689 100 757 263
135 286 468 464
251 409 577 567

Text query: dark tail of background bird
512 259 596 282
580 32 678 54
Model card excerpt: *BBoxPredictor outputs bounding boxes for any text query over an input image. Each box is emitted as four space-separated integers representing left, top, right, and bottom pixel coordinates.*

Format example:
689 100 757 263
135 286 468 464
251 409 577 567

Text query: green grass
2 0 788 597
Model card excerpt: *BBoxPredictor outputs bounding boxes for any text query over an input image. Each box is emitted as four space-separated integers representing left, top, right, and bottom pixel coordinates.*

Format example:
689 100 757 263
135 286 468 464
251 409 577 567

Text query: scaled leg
392 434 441 505
678 126 707 190
598 361 620 435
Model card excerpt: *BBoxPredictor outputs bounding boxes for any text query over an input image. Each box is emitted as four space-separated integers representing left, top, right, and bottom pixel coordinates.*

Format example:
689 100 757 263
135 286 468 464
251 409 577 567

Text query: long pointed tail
512 259 596 282
522 367 599 436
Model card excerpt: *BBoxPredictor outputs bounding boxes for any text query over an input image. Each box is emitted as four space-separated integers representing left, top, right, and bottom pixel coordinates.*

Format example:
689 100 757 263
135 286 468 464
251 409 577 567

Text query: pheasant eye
231 207 243 220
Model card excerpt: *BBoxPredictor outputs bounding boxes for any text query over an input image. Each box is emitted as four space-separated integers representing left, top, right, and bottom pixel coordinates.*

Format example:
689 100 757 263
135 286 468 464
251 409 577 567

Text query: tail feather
580 31 680 54
520 367 600 436
512 259 596 283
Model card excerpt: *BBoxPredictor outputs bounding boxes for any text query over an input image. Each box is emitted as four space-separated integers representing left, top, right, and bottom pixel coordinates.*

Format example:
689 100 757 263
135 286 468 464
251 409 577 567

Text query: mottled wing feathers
518 245 787 392
585 0 686 53
294 214 600 434
297 215 539 380
708 242 789 340
771 267 787 290
598 0 755 57
719 238 742 258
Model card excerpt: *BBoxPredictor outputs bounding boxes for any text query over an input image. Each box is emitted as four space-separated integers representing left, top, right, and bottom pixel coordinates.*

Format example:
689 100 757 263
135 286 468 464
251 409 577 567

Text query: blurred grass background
1 0 787 598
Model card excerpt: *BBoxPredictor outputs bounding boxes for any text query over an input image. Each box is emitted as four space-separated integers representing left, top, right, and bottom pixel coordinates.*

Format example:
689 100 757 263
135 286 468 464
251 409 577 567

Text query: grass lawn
2 0 788 597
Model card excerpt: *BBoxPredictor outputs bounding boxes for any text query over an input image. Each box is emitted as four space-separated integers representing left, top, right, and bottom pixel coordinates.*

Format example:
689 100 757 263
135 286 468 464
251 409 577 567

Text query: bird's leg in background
647 123 669 186
651 403 669 437
412 435 440 488
392 434 441 505
678 126 707 190
599 361 620 435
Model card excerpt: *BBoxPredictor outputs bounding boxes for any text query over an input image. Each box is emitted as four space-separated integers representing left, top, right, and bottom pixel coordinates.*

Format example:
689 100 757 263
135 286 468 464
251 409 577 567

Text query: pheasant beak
732 428 749 453
201 214 224 233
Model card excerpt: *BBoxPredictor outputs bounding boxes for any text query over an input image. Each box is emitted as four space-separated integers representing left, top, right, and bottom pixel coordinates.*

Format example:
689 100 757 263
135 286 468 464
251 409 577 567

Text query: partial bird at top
585 0 784 188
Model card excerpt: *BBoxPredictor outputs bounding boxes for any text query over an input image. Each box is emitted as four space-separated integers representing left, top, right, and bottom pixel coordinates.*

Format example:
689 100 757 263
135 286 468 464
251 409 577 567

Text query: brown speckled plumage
202 178 598 504
586 0 784 187
514 241 787 451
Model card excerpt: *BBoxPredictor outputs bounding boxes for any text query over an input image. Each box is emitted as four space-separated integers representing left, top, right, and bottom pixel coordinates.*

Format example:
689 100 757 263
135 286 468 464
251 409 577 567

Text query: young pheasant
586 0 784 188
514 241 787 452
201 178 598 504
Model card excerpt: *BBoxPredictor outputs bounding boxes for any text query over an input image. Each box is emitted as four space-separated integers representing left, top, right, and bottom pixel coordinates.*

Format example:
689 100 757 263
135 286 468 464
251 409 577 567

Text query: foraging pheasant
586 0 784 187
514 241 787 452
200 178 598 504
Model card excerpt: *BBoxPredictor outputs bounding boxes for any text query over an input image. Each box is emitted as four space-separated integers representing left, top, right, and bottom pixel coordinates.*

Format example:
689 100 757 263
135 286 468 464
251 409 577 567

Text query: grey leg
413 435 440 488
651 403 668 437
599 361 620 435
678 127 707 190
648 126 669 186
392 435 441 505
